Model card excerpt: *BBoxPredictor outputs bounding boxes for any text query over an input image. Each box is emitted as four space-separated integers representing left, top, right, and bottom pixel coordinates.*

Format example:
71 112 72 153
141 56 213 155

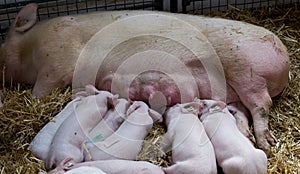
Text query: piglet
161 102 217 174
29 97 80 161
87 98 130 143
199 100 267 174
84 101 162 161
65 166 107 174
29 84 104 161
46 85 118 170
49 158 164 174
48 164 107 174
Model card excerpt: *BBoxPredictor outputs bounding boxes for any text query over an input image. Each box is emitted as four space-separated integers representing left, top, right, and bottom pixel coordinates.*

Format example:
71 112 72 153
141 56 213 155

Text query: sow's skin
161 102 217 174
199 100 267 174
0 3 290 155
45 85 118 170
84 101 162 161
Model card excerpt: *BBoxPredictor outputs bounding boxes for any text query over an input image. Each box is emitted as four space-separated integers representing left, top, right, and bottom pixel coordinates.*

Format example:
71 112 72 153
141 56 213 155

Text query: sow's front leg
32 64 74 98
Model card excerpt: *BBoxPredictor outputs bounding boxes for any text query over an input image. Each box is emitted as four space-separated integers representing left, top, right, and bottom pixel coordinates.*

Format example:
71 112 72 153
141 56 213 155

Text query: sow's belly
92 36 239 106
98 69 240 109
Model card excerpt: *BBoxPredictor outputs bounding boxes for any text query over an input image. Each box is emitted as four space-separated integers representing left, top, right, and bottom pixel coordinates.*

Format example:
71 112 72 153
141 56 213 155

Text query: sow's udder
100 71 198 110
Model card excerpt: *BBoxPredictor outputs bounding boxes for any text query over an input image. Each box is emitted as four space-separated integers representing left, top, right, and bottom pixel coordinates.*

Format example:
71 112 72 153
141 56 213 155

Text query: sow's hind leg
229 74 275 156
226 37 289 156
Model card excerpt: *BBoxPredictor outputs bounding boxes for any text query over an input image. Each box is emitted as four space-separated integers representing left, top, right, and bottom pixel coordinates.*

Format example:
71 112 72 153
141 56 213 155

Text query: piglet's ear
180 102 202 115
85 84 100 95
14 3 38 33
61 157 75 170
75 90 89 98
107 94 119 109
126 101 140 116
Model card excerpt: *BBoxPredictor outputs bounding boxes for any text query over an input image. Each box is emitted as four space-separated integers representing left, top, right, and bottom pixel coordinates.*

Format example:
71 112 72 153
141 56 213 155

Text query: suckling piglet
161 102 217 174
46 85 118 170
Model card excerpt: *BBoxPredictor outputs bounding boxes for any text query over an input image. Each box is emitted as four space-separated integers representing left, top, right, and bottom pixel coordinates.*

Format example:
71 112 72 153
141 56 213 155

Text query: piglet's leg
227 102 255 143
65 166 107 174
69 160 164 174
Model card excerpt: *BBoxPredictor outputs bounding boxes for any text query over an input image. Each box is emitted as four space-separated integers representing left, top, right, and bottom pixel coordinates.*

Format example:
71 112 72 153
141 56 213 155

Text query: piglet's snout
126 101 162 124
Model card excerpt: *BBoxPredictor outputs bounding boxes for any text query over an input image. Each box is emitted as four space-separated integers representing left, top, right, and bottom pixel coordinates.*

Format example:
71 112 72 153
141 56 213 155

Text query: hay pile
0 6 299 174
0 86 71 173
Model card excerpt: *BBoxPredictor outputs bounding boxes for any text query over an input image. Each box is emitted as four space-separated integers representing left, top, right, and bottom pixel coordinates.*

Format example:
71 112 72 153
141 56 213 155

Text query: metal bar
170 0 178 12
182 0 187 13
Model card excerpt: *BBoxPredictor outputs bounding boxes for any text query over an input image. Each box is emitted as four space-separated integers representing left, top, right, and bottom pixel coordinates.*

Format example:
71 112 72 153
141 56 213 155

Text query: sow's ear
13 3 38 33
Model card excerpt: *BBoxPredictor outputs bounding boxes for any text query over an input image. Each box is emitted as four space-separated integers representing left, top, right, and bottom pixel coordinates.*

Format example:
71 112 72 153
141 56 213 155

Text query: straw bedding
0 5 299 174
